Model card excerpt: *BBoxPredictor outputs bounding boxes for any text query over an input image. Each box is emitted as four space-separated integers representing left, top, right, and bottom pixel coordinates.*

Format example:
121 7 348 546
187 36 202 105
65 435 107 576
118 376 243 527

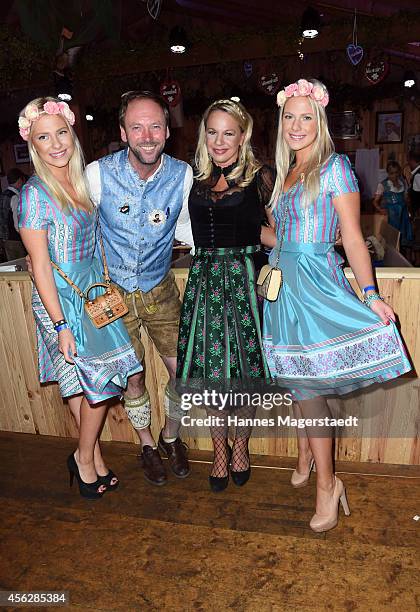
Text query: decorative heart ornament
159 80 181 107
365 60 389 85
147 0 162 20
258 73 280 95
346 44 364 66
244 61 253 78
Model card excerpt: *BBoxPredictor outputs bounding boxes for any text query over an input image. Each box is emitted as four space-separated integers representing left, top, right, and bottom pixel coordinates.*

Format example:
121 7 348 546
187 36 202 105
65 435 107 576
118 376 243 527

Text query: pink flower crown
276 79 329 108
18 101 75 141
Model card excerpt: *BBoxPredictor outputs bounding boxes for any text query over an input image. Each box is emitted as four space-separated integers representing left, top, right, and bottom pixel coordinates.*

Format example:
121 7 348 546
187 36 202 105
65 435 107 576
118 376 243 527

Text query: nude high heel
309 476 350 533
291 458 316 488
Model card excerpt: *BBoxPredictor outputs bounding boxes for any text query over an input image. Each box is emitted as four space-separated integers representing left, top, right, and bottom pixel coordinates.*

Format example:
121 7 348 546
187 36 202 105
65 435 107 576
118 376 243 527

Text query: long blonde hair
195 99 261 187
269 79 334 209
21 97 92 211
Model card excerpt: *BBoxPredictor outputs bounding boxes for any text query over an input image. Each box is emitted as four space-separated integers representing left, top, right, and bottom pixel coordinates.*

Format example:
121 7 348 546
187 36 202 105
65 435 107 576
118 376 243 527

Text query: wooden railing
0 267 419 464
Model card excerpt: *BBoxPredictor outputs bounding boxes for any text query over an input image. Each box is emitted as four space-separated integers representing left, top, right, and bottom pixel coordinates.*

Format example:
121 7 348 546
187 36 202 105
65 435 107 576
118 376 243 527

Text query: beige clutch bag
256 199 289 302
256 265 283 301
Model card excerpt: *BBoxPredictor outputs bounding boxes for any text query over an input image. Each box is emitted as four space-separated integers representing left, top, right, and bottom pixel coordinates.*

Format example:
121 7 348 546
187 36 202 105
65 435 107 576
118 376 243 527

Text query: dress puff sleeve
256 165 276 222
327 154 359 198
375 182 384 196
18 182 50 230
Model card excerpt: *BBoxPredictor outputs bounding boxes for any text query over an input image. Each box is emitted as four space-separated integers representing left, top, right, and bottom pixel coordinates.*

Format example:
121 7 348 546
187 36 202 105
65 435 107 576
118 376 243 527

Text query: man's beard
130 142 165 166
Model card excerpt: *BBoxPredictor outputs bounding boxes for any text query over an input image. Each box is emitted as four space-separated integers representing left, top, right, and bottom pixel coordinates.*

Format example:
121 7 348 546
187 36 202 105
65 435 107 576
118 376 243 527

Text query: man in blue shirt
87 91 193 486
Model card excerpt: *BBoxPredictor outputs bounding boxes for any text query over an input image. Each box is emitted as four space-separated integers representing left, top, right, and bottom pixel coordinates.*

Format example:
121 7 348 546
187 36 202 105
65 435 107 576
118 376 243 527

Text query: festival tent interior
0 2 420 610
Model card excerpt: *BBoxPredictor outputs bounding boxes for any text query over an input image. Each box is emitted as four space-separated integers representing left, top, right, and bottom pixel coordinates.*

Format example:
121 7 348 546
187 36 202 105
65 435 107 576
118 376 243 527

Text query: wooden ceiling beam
85 15 420 79
171 0 293 25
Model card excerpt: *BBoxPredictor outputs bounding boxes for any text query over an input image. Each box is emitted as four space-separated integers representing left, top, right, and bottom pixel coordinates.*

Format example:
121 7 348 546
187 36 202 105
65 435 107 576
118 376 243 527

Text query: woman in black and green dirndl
176 99 275 492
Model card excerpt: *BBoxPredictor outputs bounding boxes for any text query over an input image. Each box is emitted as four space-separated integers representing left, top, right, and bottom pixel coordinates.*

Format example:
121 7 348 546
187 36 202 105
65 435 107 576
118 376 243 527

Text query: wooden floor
0 433 419 612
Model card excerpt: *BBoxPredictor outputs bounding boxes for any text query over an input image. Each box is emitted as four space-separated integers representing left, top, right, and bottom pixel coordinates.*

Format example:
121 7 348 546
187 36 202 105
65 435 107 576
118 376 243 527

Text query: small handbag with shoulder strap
51 224 128 329
256 199 289 302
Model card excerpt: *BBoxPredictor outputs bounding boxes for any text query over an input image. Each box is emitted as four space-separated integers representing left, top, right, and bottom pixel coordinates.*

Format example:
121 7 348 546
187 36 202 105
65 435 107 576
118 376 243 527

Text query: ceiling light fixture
301 6 321 39
85 106 94 121
169 26 188 54
54 73 73 101
404 70 416 88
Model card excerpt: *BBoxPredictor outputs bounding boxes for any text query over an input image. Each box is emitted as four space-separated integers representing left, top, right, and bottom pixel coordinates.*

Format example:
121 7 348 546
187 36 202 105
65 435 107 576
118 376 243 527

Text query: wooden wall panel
0 269 419 465
0 278 36 434
337 97 420 170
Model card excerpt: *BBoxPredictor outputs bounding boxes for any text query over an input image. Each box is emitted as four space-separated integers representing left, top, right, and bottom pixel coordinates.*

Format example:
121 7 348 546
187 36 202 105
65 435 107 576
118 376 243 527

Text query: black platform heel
97 469 119 491
67 453 106 500
231 445 251 487
208 445 232 493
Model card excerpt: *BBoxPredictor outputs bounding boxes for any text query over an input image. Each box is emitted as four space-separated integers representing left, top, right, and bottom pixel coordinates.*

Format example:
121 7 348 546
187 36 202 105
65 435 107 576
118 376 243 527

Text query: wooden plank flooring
0 433 419 611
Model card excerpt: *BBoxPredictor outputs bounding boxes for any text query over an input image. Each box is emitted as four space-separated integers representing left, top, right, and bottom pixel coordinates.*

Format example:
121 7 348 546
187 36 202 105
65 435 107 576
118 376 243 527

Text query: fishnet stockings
231 404 254 471
208 410 229 478
210 435 231 477
208 404 256 476
231 436 250 472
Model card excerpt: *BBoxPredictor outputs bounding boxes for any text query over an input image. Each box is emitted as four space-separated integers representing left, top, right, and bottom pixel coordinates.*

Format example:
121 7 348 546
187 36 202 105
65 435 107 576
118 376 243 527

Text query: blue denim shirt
94 150 189 292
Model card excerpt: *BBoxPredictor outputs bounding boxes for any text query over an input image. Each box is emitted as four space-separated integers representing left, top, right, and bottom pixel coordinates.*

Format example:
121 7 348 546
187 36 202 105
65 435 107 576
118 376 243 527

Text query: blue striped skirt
33 257 142 404
263 242 411 399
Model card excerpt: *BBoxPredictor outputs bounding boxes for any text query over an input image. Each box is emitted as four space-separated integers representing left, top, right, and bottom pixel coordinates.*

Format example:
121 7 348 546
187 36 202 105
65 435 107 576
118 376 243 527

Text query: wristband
362 285 376 295
53 319 67 329
55 323 70 333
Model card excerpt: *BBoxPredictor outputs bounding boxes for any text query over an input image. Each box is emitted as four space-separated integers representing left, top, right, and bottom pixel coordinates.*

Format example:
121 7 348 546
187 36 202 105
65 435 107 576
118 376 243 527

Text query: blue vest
98 149 188 292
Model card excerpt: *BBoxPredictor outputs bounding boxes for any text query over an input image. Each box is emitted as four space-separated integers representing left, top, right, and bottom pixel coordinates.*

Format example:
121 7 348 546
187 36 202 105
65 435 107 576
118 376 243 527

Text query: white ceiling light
301 7 321 39
404 71 416 88
169 26 188 54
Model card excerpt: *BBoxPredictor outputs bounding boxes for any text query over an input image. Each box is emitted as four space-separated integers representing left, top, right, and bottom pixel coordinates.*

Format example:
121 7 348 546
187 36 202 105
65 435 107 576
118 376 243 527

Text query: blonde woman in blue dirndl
17 98 142 499
263 79 411 532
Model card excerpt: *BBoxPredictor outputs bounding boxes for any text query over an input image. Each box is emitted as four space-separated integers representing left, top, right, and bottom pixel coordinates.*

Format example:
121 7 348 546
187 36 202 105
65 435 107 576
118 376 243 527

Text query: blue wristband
363 285 376 294
55 323 70 333
53 318 67 329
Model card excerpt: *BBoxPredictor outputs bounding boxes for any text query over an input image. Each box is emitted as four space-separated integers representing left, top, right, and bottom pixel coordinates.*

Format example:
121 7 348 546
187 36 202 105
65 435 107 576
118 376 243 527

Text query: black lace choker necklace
213 161 238 177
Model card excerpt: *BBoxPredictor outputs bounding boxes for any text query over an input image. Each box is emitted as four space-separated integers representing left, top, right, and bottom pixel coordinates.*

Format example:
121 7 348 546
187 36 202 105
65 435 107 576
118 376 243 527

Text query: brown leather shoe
139 445 167 486
158 431 190 478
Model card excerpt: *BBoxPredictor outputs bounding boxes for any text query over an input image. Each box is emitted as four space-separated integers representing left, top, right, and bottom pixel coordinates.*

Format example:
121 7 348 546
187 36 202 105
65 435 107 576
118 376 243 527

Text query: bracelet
364 292 383 309
55 323 70 333
362 285 376 295
53 319 67 329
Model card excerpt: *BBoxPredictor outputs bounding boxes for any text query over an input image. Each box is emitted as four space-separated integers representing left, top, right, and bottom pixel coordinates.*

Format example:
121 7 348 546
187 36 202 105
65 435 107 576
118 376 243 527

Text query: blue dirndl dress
262 154 411 399
18 176 142 404
379 178 413 244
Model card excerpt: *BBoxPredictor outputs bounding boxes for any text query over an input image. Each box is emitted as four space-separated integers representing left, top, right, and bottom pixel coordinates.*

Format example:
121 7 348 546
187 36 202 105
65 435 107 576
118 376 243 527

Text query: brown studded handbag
51 224 128 329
